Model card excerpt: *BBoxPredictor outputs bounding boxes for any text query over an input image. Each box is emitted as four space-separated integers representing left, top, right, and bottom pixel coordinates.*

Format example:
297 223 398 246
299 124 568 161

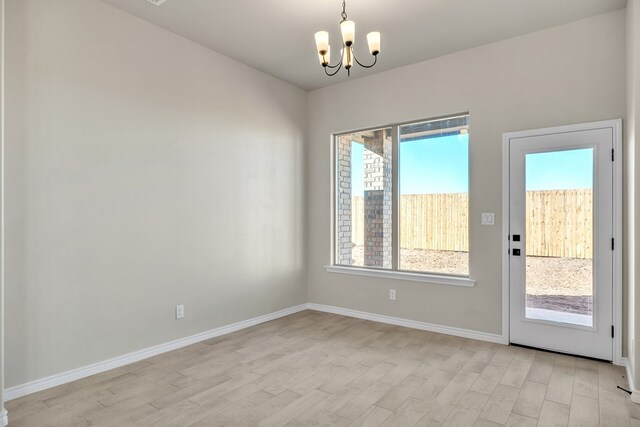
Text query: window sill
324 266 476 287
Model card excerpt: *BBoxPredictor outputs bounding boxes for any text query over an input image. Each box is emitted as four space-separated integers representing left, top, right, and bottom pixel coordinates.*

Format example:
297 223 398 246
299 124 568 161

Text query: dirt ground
351 246 593 315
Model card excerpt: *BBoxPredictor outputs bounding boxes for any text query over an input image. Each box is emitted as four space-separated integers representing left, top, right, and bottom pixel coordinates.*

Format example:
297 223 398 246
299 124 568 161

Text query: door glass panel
524 148 594 327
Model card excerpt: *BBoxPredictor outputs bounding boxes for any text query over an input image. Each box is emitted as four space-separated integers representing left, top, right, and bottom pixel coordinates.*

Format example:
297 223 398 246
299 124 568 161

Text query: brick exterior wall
337 136 353 265
363 131 392 268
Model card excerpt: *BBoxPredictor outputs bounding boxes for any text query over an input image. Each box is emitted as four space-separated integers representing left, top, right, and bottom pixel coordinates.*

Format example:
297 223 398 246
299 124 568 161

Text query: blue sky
525 148 593 191
350 134 469 196
349 136 593 196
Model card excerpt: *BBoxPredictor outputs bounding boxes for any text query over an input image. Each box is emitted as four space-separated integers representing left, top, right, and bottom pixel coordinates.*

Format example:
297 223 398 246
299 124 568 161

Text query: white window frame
326 114 475 287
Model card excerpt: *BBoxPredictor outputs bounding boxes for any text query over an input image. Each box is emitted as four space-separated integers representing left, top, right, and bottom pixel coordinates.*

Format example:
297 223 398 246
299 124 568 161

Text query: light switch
481 213 495 225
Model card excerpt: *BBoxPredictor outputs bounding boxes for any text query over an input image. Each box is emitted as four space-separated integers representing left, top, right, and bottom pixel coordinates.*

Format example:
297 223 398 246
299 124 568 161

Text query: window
334 115 469 278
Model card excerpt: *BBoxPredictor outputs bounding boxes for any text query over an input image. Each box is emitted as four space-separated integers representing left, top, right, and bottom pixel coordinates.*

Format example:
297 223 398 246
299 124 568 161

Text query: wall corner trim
307 303 507 345
0 409 6 427
622 357 640 404
4 304 309 401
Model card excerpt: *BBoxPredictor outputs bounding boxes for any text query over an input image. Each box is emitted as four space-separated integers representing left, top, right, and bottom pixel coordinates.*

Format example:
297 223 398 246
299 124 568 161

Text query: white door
508 123 616 361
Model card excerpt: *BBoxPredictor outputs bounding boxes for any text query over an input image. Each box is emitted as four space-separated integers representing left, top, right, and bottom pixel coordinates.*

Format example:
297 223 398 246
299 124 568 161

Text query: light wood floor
6 310 638 426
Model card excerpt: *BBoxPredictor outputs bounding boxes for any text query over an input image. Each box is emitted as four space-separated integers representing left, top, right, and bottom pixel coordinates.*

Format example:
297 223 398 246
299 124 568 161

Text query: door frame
501 119 622 364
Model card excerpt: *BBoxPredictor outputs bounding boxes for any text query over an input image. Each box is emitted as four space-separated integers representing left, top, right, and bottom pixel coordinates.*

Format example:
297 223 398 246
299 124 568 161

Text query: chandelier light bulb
340 20 355 46
315 31 329 54
367 32 381 55
341 46 353 69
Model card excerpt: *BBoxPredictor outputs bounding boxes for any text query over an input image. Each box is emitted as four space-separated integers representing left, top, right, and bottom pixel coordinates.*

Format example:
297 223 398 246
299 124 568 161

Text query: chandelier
314 1 381 77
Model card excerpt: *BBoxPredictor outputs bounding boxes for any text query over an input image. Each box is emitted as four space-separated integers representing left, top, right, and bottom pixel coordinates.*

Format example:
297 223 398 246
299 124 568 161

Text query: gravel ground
525 255 593 316
351 246 593 315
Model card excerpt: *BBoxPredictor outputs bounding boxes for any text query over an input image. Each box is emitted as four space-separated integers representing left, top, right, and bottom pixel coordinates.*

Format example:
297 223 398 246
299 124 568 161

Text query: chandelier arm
353 52 378 69
325 62 343 77
324 51 344 69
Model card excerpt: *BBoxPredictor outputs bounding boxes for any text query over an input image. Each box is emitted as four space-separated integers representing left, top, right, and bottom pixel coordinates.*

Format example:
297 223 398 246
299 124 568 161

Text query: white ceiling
99 0 627 91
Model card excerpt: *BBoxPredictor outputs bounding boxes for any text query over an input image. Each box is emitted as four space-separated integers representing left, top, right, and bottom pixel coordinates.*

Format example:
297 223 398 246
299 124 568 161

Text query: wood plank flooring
5 310 637 426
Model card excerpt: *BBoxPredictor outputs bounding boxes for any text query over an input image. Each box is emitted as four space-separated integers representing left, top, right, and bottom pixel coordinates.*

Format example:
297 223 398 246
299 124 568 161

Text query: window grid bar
332 135 339 266
391 125 400 271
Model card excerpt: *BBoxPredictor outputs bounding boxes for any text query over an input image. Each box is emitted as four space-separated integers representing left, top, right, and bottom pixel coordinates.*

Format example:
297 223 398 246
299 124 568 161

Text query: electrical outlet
176 304 185 319
389 289 396 301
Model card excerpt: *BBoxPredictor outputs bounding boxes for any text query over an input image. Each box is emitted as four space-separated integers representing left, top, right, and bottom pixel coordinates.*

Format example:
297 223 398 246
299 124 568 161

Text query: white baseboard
307 303 507 345
0 409 7 427
4 304 308 402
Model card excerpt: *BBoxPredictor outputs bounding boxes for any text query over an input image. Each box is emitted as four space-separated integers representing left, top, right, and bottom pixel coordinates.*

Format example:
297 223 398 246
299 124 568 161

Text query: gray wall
4 0 307 387
307 10 626 335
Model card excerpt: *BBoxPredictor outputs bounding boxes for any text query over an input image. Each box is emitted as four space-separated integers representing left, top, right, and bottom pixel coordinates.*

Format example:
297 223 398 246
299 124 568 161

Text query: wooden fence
352 189 593 259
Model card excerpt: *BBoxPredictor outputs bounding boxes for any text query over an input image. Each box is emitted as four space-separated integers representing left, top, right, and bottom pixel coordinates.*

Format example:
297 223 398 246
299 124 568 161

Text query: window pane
525 149 594 327
399 116 469 275
336 128 393 269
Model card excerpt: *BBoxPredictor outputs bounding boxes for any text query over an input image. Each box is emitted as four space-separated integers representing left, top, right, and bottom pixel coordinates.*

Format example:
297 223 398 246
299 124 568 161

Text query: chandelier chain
341 0 348 21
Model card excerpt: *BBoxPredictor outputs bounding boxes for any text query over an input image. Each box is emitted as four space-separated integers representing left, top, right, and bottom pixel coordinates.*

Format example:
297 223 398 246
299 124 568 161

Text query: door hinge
611 238 615 250
612 325 615 338
612 148 615 161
